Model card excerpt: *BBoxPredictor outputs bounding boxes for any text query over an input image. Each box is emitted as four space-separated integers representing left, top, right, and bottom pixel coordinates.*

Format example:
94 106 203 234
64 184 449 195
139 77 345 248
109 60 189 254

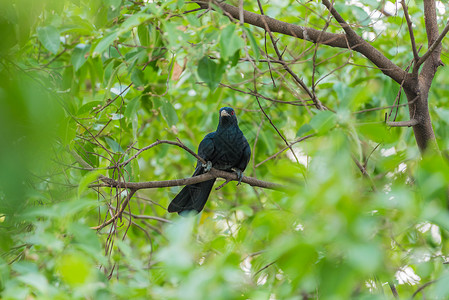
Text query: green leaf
160 100 178 127
358 122 394 143
296 123 313 137
77 101 102 116
242 27 260 61
17 273 49 294
60 117 76 146
110 84 130 97
229 50 240 67
105 137 123 153
61 16 95 35
309 111 337 134
347 243 382 273
197 56 223 90
352 6 371 26
104 0 122 9
78 170 103 197
220 24 244 59
137 24 150 46
56 252 93 286
93 31 118 56
131 68 145 87
118 14 151 35
125 96 141 119
36 25 60 53
71 43 91 71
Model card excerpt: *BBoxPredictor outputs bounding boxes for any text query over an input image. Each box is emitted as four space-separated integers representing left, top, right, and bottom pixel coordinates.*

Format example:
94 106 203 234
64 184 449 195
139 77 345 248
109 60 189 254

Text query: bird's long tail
167 179 216 214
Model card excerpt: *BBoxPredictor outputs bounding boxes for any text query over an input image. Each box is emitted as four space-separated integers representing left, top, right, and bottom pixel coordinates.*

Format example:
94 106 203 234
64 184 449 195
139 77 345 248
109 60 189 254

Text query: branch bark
387 119 419 127
405 0 444 152
95 169 286 191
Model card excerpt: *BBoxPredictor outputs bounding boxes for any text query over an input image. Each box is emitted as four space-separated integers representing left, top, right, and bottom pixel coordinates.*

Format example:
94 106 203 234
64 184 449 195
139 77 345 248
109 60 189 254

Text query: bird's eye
230 111 235 115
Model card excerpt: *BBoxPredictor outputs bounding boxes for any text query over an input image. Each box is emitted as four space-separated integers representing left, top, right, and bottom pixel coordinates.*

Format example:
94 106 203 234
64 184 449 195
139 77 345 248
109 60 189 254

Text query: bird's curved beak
220 110 230 117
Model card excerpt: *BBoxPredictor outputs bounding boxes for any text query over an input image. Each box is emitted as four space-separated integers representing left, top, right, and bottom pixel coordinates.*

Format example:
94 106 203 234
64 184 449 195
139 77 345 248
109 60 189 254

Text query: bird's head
218 107 238 127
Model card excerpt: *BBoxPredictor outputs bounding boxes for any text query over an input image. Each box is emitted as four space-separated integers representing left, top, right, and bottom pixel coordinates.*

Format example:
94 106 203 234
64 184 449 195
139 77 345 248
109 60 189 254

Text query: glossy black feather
168 107 251 214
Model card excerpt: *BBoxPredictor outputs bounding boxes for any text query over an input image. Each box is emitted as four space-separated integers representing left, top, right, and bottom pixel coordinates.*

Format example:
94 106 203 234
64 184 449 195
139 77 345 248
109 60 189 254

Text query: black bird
168 107 251 214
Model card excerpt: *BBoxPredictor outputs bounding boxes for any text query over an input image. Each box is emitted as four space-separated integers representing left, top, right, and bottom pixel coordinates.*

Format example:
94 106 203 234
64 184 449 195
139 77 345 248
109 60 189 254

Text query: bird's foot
202 161 212 172
232 168 244 186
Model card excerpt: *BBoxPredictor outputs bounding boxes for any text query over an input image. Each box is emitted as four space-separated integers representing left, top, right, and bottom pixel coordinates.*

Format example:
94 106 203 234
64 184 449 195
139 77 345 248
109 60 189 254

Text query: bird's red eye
231 111 235 115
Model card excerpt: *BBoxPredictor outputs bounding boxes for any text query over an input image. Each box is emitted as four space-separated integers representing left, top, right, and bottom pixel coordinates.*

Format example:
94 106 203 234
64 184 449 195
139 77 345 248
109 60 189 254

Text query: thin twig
256 5 324 110
119 139 205 168
254 261 277 278
351 154 377 192
401 0 419 62
256 134 315 168
92 189 137 230
253 81 301 166
388 282 399 299
412 280 437 298
123 212 172 223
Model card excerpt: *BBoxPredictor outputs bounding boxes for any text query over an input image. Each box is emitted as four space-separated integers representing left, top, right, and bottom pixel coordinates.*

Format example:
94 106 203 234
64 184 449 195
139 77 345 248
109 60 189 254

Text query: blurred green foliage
1 0 449 299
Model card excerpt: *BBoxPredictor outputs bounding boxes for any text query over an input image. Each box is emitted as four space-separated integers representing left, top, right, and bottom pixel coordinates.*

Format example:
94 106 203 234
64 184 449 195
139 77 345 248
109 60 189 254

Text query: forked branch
416 19 449 69
193 0 408 86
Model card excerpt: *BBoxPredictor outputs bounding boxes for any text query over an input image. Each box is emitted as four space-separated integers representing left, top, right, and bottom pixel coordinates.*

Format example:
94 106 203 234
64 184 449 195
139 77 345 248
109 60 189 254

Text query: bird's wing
192 132 216 176
237 137 251 172
197 132 216 162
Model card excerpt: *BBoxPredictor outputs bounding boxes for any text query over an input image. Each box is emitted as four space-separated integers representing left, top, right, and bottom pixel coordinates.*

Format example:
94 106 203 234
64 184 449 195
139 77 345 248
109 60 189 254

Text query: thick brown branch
195 1 347 47
95 169 286 191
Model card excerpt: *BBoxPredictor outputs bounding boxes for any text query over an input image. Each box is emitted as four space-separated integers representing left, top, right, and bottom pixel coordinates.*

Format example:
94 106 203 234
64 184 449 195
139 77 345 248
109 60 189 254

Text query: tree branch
319 0 408 86
92 189 137 230
94 168 286 191
416 19 449 69
321 0 356 38
255 134 315 168
195 1 347 47
401 0 420 63
194 1 408 87
412 280 437 298
119 139 205 168
386 119 418 127
389 281 399 299
255 0 324 110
